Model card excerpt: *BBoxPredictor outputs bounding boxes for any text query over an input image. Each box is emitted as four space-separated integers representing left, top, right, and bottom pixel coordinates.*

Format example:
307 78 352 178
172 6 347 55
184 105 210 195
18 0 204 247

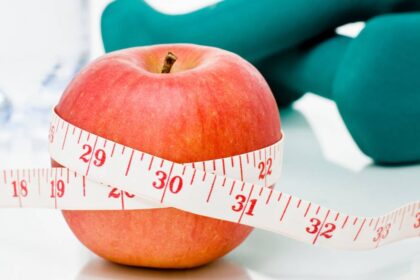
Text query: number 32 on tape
0 110 419 251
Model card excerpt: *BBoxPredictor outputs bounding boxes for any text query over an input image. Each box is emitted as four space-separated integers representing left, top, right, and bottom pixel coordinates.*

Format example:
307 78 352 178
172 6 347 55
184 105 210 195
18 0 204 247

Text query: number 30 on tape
0 110 419 251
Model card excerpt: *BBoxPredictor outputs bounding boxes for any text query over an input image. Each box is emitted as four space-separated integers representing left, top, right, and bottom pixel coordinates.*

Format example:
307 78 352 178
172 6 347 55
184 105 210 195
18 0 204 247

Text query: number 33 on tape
0 110 419 251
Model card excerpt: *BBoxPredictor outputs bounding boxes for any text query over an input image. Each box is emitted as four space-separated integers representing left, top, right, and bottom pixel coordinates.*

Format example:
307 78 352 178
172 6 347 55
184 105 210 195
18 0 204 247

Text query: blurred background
0 0 222 167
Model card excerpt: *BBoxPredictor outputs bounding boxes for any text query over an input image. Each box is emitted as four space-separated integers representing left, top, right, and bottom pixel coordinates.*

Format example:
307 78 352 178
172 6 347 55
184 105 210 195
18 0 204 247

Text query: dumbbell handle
102 0 407 63
256 35 352 100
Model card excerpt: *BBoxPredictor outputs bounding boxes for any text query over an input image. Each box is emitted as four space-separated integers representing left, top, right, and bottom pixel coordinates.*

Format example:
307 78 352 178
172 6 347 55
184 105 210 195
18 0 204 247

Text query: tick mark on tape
82 176 86 197
280 195 292 222
342 216 349 229
125 150 135 176
353 218 366 241
394 208 405 223
393 211 398 222
120 190 126 210
190 169 196 185
111 143 116 157
304 202 312 217
264 149 268 188
53 169 58 209
239 156 244 182
353 217 358 226
266 189 273 204
148 156 155 171
206 175 217 203
334 212 340 221
77 130 83 144
229 181 236 195
374 218 380 230
222 159 226 176
61 123 69 150
237 184 255 223
85 136 98 177
16 170 22 208
399 208 406 230
241 182 245 192
160 163 175 203
312 210 331 245
37 169 41 195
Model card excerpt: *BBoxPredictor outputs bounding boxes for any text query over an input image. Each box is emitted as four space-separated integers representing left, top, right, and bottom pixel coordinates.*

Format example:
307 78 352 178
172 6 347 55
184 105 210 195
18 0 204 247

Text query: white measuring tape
0 110 419 250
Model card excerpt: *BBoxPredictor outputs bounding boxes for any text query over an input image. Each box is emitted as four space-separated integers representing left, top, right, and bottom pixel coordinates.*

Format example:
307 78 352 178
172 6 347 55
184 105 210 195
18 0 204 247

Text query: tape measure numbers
0 110 419 251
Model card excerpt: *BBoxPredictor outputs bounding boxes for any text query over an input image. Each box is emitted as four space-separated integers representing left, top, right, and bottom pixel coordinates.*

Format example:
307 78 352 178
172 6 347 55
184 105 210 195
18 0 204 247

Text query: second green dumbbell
256 13 420 164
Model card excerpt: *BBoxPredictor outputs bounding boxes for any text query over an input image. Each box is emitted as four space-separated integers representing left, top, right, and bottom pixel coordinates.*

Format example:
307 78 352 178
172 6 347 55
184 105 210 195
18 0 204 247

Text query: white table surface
0 94 419 280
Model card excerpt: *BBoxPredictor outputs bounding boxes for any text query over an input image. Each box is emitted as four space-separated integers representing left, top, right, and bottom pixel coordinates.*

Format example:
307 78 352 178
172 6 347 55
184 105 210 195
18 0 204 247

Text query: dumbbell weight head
333 13 420 164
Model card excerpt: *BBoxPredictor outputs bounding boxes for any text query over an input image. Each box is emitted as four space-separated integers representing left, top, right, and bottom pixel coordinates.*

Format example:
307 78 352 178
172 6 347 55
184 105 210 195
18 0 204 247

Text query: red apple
53 44 281 268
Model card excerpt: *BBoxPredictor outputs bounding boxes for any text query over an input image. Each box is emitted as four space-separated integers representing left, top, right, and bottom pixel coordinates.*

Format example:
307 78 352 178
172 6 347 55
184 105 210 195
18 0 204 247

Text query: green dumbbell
256 13 420 164
101 0 411 63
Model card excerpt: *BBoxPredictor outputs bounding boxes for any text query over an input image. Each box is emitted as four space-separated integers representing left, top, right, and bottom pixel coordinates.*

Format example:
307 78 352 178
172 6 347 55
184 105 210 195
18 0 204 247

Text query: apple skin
53 44 281 268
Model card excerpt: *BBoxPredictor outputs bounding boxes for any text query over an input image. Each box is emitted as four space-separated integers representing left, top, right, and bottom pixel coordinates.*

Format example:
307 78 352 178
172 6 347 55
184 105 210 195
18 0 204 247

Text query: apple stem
161 52 177 73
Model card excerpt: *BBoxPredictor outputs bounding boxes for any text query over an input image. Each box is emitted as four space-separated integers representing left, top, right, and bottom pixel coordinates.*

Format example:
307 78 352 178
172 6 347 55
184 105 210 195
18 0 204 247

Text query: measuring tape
0 110 419 251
